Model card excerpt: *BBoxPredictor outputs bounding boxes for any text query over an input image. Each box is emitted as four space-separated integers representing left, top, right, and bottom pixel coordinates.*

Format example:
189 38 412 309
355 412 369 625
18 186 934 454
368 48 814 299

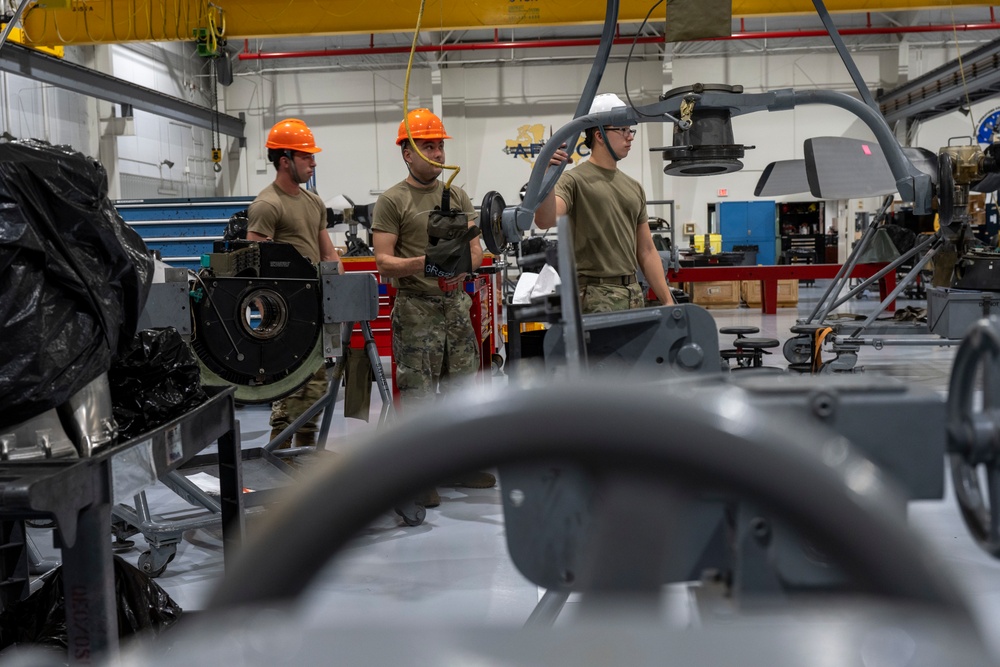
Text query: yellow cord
948 2 977 137
402 0 461 193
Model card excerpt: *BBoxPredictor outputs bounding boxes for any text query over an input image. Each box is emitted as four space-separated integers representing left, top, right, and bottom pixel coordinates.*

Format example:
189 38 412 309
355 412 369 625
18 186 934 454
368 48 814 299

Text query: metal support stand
59 501 118 664
270 320 396 455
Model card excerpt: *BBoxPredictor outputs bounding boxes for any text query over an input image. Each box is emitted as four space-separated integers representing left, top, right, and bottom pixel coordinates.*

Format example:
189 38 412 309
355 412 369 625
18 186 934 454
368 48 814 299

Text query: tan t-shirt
247 182 327 263
554 160 648 278
372 180 477 294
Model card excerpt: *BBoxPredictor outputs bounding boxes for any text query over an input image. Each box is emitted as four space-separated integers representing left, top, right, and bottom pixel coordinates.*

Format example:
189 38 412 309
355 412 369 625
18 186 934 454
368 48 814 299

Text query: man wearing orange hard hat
248 118 342 448
372 108 493 508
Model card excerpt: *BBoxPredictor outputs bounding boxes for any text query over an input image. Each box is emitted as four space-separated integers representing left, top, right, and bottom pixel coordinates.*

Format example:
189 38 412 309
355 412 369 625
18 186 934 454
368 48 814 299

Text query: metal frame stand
790 196 965 370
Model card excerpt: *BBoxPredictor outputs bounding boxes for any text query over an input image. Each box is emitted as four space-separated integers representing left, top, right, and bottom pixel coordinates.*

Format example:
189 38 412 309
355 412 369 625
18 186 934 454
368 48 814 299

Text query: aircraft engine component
659 84 751 176
191 241 324 404
938 143 1000 234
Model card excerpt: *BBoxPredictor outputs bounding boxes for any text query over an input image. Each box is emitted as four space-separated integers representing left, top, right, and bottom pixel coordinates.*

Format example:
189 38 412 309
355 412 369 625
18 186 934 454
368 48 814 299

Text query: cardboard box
741 279 799 308
688 280 741 308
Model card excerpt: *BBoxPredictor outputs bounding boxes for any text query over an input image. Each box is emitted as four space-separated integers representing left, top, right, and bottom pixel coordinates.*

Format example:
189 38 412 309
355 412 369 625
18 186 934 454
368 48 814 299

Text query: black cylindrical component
661 107 746 176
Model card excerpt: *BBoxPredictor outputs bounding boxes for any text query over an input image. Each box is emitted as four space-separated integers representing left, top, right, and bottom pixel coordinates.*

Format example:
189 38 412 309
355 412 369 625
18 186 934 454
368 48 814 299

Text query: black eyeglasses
606 127 637 138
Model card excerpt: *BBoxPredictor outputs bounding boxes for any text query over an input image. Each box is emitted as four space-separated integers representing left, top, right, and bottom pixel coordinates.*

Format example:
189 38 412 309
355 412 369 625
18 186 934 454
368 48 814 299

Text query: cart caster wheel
138 549 175 578
394 502 426 527
491 353 505 374
782 335 811 365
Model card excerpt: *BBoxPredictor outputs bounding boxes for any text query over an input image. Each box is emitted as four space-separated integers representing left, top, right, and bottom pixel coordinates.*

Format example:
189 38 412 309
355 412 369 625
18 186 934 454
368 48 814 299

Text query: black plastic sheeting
0 140 153 431
0 555 182 659
109 328 207 441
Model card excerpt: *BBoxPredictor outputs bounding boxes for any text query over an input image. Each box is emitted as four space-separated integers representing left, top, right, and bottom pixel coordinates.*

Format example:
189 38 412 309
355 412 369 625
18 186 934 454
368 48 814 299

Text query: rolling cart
1 385 241 664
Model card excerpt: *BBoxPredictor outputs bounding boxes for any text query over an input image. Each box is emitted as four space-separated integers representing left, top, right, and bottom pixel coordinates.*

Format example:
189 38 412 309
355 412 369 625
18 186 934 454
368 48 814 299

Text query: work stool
719 326 760 369
732 337 780 369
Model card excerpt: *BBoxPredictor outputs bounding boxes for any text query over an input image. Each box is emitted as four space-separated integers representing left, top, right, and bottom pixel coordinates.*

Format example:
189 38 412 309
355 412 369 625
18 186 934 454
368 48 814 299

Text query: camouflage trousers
391 290 479 408
270 363 329 443
578 282 645 314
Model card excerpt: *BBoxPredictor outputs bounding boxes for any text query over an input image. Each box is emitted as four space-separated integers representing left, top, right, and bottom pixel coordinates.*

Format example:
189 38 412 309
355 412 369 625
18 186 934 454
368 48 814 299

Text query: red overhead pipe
705 21 1000 40
238 21 1000 60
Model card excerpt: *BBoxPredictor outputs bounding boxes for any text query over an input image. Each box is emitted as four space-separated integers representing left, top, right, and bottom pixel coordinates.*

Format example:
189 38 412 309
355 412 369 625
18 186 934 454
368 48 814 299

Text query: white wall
228 48 905 235
109 44 220 199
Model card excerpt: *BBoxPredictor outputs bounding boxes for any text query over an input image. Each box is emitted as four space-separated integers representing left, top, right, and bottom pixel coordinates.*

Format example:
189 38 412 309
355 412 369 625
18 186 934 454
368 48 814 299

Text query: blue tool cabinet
719 201 778 265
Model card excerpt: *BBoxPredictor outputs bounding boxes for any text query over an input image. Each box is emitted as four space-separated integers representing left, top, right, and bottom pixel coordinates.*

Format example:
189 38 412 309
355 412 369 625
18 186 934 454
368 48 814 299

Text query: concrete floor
25 280 1000 662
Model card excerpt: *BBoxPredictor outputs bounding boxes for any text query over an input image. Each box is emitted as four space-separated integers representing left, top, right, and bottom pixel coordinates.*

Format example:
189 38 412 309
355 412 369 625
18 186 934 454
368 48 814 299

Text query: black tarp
0 140 153 430
0 555 182 655
109 328 207 440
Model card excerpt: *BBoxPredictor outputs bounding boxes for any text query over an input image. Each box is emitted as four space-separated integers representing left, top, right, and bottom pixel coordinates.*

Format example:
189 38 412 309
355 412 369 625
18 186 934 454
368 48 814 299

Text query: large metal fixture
190 241 324 403
187 240 379 404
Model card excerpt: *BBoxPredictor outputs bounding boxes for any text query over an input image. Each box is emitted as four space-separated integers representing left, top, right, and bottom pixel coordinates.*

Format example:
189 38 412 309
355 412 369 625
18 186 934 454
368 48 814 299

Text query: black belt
578 274 637 286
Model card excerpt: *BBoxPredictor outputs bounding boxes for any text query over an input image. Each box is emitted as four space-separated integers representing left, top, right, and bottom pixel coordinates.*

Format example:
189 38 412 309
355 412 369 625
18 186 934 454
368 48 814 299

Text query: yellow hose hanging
401 0 461 194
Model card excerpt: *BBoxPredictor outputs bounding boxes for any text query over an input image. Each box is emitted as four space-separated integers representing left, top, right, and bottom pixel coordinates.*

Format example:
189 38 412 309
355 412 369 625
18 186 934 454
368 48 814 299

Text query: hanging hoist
194 3 226 173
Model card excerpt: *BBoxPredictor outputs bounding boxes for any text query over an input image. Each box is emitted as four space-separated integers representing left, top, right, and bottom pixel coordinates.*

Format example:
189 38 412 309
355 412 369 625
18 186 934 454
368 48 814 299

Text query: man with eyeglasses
248 118 343 448
535 94 674 313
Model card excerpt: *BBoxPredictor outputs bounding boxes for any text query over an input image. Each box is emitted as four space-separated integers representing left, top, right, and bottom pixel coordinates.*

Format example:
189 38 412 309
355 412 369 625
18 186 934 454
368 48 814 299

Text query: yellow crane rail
21 0 998 47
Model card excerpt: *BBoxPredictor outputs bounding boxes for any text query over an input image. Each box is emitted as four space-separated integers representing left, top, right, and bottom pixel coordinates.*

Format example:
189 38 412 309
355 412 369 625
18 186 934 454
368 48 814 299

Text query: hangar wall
0 37 993 237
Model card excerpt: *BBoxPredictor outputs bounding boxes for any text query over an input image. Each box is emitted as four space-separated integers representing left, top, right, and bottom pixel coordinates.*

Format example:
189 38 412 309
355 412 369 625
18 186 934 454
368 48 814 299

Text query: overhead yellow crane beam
21 0 998 46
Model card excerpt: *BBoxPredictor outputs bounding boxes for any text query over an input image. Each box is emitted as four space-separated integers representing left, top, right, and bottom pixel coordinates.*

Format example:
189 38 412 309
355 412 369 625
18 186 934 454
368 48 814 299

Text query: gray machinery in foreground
479 211 977 617
93 316 1000 667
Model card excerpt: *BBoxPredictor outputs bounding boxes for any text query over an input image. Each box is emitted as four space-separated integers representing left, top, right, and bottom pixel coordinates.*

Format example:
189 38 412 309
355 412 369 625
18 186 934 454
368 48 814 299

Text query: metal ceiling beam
0 42 245 138
879 38 1000 124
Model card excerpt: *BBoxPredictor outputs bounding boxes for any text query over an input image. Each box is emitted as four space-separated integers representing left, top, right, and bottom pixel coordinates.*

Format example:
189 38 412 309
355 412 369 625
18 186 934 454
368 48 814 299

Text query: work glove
424 207 482 279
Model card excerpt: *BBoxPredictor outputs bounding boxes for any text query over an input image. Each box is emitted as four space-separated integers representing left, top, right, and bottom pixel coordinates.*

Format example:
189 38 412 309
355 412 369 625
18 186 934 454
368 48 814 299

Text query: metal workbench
0 385 242 665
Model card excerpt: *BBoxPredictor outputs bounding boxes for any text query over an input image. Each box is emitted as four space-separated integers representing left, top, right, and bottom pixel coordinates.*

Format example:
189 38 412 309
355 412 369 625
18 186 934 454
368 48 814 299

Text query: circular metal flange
479 190 509 255
192 275 323 404
662 145 746 176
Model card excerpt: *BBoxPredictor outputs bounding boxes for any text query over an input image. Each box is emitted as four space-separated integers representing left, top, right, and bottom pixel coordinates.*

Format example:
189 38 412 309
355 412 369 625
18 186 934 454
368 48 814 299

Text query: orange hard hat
266 118 321 153
396 108 452 146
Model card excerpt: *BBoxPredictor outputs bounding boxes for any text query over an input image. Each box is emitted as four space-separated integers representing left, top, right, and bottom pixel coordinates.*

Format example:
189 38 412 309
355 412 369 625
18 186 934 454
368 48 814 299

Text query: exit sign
718 188 728 197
